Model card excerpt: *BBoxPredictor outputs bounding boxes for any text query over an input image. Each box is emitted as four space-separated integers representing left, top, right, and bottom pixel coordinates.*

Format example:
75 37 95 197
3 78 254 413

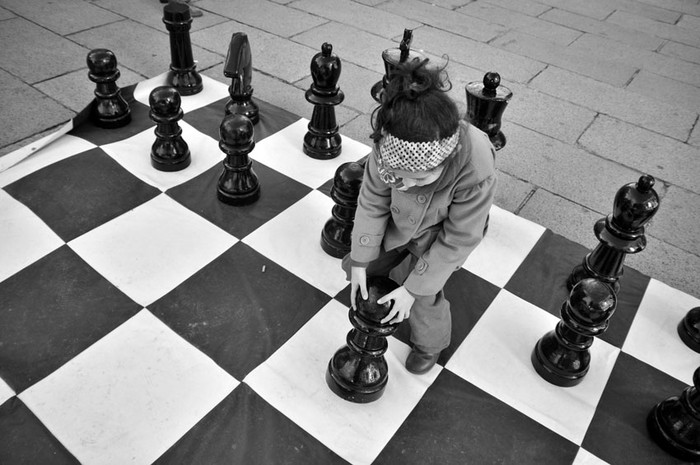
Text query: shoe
405 347 440 374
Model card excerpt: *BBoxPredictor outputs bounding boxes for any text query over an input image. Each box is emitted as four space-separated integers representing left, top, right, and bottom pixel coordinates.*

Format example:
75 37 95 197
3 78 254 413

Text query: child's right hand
350 266 368 309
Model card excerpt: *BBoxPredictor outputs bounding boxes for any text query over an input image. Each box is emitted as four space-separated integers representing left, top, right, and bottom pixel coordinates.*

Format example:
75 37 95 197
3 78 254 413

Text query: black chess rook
217 113 260 205
148 86 191 171
86 49 131 129
678 307 700 354
531 278 617 387
326 276 400 403
371 28 423 103
320 161 364 258
303 43 343 160
163 1 203 96
224 32 259 125
465 72 513 151
647 366 700 462
568 175 660 292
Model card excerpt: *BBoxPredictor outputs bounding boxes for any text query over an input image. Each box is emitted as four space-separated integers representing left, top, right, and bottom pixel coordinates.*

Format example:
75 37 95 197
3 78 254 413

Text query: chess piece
678 307 700 354
320 161 364 258
370 29 427 102
465 71 512 151
217 113 260 205
224 32 259 124
162 1 203 96
303 43 344 160
148 86 191 171
86 49 131 129
326 276 400 403
647 367 700 462
531 278 617 387
567 175 660 292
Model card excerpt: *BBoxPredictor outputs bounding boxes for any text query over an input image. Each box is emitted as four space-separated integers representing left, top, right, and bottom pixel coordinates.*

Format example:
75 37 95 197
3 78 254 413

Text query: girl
343 58 497 374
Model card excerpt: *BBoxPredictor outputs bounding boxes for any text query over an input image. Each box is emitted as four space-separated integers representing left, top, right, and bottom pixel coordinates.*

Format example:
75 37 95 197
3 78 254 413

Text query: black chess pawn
326 276 401 403
162 1 203 96
370 28 426 103
86 49 131 129
148 86 191 171
303 43 344 160
678 308 700 354
217 113 260 205
531 278 617 387
647 366 700 462
465 72 513 151
224 32 259 125
568 175 660 292
320 161 364 258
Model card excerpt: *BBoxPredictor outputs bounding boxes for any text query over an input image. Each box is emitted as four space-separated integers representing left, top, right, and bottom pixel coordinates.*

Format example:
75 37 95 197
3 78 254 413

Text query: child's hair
371 58 460 145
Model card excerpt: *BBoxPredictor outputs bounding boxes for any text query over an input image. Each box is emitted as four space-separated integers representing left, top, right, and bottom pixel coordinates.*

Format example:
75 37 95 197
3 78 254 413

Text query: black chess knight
303 43 344 160
86 48 131 129
163 1 203 96
370 29 426 103
148 86 191 171
568 175 660 292
224 32 259 124
217 113 260 205
326 276 401 403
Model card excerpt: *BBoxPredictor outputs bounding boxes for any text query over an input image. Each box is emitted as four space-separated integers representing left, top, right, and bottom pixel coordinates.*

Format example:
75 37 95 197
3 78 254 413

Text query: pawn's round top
356 276 399 324
334 162 364 192
569 278 616 325
87 49 118 76
466 71 513 101
637 174 655 193
220 113 254 146
149 86 182 116
163 0 191 23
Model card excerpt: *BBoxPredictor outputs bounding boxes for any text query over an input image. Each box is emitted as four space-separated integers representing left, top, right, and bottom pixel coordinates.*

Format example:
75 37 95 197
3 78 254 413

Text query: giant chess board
0 74 698 465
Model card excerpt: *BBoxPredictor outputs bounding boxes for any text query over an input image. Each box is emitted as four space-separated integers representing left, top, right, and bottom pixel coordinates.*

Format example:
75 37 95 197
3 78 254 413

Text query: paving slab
638 0 700 16
491 30 638 87
68 20 222 79
197 0 327 38
677 13 700 31
539 8 665 51
647 185 700 257
627 70 700 114
0 17 89 84
492 169 534 214
479 0 551 17
0 0 124 35
192 20 317 84
0 69 74 150
292 21 396 75
410 26 546 85
578 115 700 195
517 187 601 250
690 121 700 147
91 0 229 33
611 0 683 23
532 0 615 21
0 5 17 20
378 0 506 43
659 40 700 65
457 2 582 46
290 0 422 40
607 10 700 48
530 66 696 142
494 123 647 214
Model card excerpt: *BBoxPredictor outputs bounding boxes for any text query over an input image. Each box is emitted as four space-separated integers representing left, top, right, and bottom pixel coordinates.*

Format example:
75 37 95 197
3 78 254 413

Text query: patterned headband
378 131 460 173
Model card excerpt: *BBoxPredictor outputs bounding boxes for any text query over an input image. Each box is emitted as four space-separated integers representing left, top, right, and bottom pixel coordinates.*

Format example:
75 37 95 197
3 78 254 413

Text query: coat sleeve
403 169 496 296
350 152 392 265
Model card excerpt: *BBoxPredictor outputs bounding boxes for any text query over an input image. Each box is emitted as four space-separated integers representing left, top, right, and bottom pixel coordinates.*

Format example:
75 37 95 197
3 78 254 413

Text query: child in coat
343 58 497 374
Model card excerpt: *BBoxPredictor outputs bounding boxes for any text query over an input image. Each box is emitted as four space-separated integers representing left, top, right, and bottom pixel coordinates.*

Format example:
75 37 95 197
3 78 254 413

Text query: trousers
342 247 452 353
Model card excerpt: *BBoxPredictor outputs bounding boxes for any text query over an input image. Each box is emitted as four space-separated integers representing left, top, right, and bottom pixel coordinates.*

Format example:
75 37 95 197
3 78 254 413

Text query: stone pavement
0 0 698 298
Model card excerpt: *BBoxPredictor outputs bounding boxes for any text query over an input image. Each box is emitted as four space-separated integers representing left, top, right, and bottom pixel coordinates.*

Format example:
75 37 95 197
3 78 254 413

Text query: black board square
4 148 160 242
582 352 690 465
185 97 300 142
154 383 349 465
149 242 331 380
376 369 579 464
0 246 141 392
166 160 312 239
0 397 79 465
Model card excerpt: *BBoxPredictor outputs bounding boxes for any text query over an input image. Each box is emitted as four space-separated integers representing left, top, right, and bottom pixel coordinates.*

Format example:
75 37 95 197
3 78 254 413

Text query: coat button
359 235 370 245
408 216 416 224
391 206 400 214
416 261 426 271
417 194 427 204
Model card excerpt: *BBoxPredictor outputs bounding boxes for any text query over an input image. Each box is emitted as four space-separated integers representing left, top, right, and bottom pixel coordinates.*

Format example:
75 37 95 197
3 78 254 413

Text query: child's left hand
378 286 415 324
